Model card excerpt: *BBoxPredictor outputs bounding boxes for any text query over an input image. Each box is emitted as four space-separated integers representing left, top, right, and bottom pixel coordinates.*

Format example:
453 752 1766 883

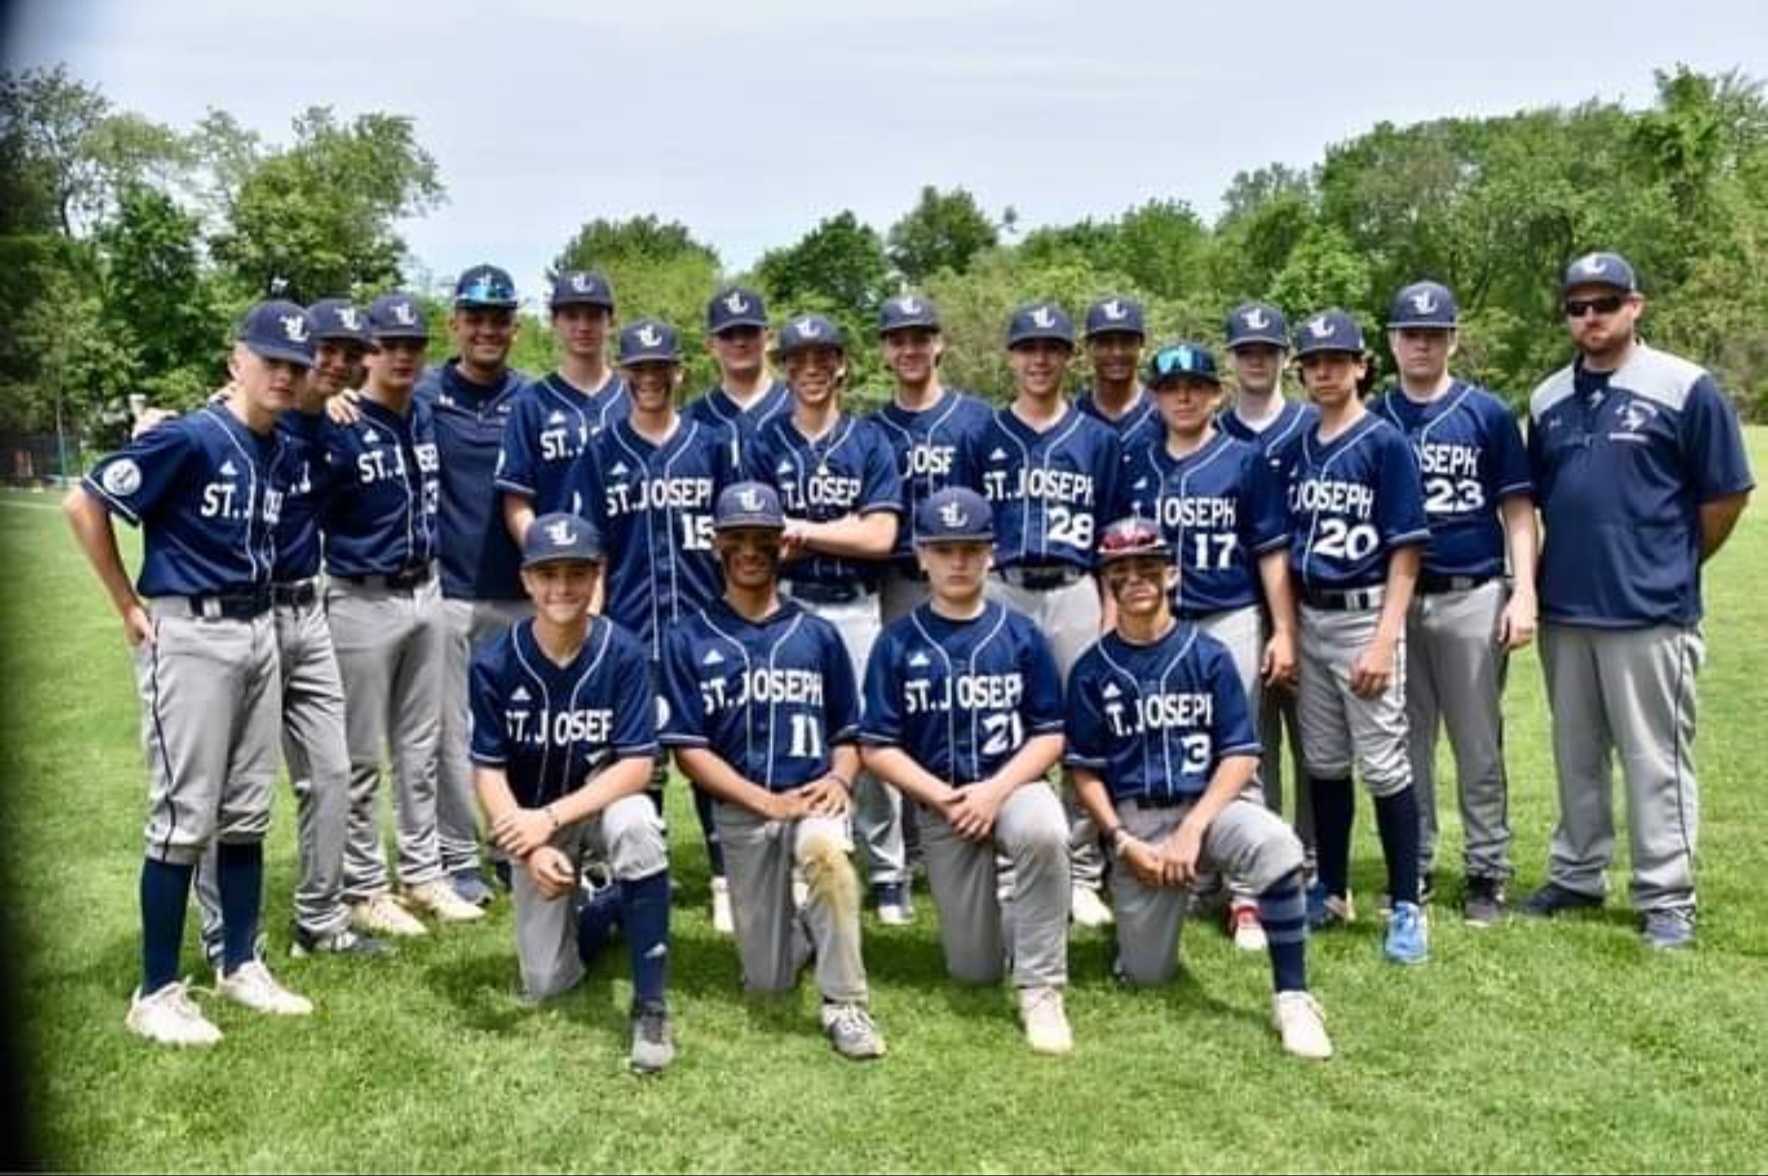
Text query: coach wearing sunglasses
1521 252 1752 949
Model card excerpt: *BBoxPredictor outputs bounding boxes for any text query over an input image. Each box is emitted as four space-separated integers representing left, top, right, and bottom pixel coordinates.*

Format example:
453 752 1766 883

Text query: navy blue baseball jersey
318 397 440 578
871 390 995 563
1065 623 1261 803
957 406 1122 571
1219 399 1319 481
270 409 331 583
1076 386 1163 452
564 416 748 661
752 413 903 588
1529 345 1754 627
1372 382 1532 580
84 404 293 597
1287 415 1429 592
659 598 860 792
417 363 527 600
683 379 792 457
495 372 630 514
468 616 658 809
859 601 1064 784
1115 431 1288 614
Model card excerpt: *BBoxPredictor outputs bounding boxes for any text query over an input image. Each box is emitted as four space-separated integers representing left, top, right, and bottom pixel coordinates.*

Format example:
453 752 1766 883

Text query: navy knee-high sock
140 858 195 994
1309 776 1355 898
621 869 671 1010
1258 872 1309 993
1373 786 1422 907
215 840 264 973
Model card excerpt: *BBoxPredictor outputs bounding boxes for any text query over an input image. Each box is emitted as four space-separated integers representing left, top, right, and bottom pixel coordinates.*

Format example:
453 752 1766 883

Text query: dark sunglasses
1563 295 1627 319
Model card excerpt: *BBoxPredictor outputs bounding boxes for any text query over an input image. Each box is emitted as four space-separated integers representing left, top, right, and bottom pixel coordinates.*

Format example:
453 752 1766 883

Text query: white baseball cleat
1070 885 1115 928
350 893 428 938
406 879 487 923
1018 986 1074 1056
216 960 314 1016
1273 990 1333 1060
126 980 223 1047
1228 899 1269 951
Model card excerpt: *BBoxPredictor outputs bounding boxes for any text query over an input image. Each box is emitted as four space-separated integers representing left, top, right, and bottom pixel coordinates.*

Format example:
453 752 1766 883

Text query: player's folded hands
491 807 556 858
526 845 576 899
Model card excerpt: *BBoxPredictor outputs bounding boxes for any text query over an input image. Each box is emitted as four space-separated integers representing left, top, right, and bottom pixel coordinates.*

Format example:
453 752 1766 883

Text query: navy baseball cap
1006 300 1075 348
914 487 994 545
236 300 317 368
367 293 430 341
306 298 372 347
1097 516 1171 566
707 286 769 334
617 318 683 365
1386 281 1459 329
1293 309 1366 358
1147 341 1221 386
1084 296 1146 339
776 313 845 357
1225 302 1289 350
878 293 940 335
1561 251 1638 295
550 270 615 310
454 264 518 308
522 512 605 567
714 482 786 531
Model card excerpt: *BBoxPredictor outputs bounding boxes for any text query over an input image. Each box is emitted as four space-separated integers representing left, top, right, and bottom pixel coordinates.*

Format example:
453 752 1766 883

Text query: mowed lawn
4 430 1767 1173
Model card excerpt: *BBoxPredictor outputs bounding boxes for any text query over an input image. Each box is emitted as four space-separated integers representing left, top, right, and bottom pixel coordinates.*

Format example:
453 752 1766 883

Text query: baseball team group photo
4 3 1767 1172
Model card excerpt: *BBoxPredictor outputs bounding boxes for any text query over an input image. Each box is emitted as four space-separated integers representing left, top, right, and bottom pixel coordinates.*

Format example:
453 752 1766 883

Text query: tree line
4 62 1765 454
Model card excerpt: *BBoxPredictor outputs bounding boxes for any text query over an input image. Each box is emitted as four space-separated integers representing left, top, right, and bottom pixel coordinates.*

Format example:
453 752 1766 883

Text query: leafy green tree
887 186 999 283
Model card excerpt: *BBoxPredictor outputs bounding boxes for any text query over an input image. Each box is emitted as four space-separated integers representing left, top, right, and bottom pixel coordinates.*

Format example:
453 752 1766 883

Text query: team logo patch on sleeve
101 459 142 498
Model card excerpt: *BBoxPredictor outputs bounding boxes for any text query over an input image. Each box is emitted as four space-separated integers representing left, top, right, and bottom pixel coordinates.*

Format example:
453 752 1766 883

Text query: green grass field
5 432 1767 1173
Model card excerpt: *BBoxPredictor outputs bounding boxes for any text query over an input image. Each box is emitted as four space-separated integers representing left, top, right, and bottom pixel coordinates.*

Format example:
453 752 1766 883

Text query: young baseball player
751 313 909 924
1076 295 1161 452
470 511 674 1073
558 318 749 933
324 293 484 937
496 270 628 528
1372 281 1536 925
684 285 791 449
1067 517 1331 1060
191 298 391 963
66 300 317 1045
660 482 886 1061
869 293 994 626
958 300 1121 929
1286 309 1430 965
860 487 1074 1054
1219 303 1318 871
1114 341 1299 952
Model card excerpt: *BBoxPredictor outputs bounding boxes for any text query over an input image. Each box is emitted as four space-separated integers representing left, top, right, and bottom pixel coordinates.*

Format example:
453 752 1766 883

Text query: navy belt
1418 574 1495 596
1128 793 1195 811
338 565 434 592
998 564 1084 591
178 589 272 621
272 579 320 608
1300 585 1386 612
786 580 876 606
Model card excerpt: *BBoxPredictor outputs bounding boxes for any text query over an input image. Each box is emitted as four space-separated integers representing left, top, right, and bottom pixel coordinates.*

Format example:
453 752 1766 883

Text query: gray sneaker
1641 909 1696 950
1463 876 1505 928
821 1002 886 1060
629 1002 675 1074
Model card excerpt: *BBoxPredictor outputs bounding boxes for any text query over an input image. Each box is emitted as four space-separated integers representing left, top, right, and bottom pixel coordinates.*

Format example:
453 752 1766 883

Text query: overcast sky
8 0 1767 298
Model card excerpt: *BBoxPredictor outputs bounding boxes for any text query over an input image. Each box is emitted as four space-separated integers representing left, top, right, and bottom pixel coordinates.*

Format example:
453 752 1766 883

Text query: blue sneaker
1306 883 1355 930
1385 901 1429 965
1641 909 1696 950
451 868 496 908
1520 882 1604 918
575 867 622 966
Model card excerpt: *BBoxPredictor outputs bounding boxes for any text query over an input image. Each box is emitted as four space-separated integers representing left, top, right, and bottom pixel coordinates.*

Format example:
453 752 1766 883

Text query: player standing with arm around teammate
960 300 1122 930
1286 310 1431 965
1067 518 1331 1060
861 488 1073 1053
660 483 886 1061
1076 296 1161 452
65 301 316 1045
1372 282 1536 925
1115 342 1298 951
470 512 674 1072
685 285 792 450
753 314 909 923
1521 253 1753 949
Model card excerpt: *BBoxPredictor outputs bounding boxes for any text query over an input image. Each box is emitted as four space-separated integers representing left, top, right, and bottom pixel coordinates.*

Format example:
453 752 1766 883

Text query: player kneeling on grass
1067 517 1332 1061
661 482 886 1061
66 300 320 1047
860 487 1074 1055
469 512 675 1073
